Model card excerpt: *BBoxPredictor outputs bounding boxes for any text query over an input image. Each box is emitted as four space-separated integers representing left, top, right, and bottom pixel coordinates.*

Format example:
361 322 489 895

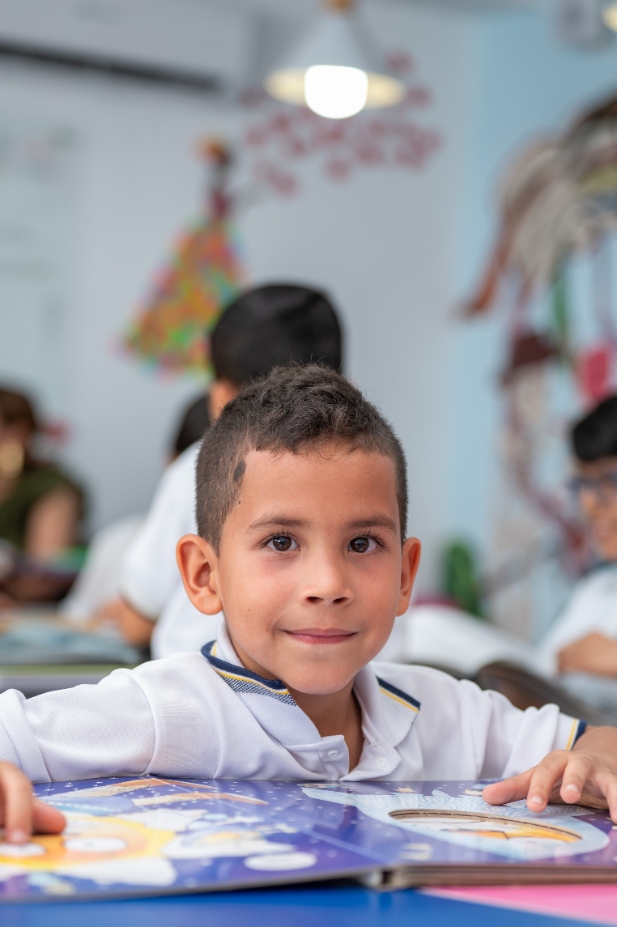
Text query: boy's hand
557 632 617 676
0 761 65 843
482 726 617 823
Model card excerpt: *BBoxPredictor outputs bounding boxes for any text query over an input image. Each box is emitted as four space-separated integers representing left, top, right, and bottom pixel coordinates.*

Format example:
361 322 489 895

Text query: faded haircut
571 394 617 462
195 364 408 551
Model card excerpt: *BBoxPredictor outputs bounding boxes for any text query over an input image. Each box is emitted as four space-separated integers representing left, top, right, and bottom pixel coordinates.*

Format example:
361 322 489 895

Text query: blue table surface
0 882 602 927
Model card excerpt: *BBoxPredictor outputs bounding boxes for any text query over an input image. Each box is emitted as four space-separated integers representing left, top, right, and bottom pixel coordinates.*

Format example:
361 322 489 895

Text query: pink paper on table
424 885 617 925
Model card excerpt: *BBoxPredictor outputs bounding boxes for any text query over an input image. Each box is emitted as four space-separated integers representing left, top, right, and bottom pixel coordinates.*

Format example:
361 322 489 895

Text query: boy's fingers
584 768 617 822
559 754 593 804
598 775 617 823
525 752 569 812
0 763 33 843
32 799 66 835
483 770 532 806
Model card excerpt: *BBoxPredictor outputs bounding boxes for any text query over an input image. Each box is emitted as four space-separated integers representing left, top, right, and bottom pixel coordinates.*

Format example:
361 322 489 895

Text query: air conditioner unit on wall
0 0 256 91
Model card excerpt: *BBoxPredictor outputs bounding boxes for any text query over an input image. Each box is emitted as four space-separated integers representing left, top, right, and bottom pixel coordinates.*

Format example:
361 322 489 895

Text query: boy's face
573 456 617 561
178 444 420 696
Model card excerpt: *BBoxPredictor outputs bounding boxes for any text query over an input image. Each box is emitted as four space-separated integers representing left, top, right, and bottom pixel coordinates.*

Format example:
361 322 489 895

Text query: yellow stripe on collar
379 686 420 712
214 667 291 697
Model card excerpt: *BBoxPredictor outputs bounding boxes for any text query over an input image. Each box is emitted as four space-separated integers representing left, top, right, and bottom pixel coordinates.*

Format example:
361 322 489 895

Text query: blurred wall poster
0 116 79 421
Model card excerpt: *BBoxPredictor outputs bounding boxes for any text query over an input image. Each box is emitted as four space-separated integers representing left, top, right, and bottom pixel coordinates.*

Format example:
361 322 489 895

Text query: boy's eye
349 536 378 554
267 535 298 552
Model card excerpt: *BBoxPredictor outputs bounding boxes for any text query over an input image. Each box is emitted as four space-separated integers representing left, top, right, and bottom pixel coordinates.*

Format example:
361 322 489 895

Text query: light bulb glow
304 65 368 119
604 2 617 30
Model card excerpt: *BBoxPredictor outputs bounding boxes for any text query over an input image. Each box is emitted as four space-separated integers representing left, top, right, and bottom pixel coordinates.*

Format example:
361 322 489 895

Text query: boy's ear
176 534 223 615
208 379 239 422
396 537 421 617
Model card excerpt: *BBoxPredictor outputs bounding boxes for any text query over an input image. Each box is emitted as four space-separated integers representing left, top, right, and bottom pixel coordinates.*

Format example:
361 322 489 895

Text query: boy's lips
284 628 357 645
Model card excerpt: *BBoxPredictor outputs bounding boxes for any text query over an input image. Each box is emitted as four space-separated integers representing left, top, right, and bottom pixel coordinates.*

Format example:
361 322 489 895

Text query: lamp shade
264 3 404 119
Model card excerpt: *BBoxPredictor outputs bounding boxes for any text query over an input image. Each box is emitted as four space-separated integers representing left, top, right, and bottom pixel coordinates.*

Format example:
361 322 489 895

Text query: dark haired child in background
534 395 617 715
111 283 344 656
0 365 616 844
0 387 84 605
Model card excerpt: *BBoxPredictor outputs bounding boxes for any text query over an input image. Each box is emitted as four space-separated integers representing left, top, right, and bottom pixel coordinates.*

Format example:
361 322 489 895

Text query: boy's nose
301 553 353 606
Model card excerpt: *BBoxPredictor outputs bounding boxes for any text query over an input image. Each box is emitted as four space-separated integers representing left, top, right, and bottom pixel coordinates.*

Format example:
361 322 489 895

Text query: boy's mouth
284 628 357 645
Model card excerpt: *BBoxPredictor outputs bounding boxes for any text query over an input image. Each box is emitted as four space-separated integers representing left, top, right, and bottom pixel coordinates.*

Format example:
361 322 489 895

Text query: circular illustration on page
301 786 609 860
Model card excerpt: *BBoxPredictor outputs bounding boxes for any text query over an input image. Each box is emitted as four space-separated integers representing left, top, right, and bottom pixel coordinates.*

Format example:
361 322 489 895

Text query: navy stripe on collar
376 677 421 712
201 641 296 705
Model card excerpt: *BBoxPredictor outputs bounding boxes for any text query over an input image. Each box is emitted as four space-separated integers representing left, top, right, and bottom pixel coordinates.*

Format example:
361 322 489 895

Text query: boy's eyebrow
247 515 397 533
346 515 398 533
248 516 310 532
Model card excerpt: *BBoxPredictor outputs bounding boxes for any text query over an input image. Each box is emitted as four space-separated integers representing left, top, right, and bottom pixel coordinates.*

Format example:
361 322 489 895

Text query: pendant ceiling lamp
264 0 405 120
603 3 617 30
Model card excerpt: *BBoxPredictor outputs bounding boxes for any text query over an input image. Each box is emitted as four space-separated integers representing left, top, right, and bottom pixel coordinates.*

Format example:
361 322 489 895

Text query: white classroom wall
0 2 473 591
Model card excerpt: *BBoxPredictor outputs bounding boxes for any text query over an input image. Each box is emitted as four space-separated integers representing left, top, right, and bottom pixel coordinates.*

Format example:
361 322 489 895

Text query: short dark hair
196 365 407 551
571 395 617 462
170 394 211 458
0 386 38 434
210 284 343 387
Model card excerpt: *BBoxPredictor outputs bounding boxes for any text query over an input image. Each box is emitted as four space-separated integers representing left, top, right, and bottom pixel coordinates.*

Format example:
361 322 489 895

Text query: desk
0 665 128 698
0 884 603 927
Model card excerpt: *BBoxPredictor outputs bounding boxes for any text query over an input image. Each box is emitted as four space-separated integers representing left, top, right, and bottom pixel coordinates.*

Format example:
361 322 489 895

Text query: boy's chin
284 669 358 698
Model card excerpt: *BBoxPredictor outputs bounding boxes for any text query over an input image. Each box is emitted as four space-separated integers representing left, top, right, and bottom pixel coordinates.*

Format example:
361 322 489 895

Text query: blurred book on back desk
0 610 143 696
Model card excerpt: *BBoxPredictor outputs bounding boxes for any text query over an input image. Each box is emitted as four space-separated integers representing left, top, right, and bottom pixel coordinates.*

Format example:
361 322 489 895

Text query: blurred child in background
0 387 83 605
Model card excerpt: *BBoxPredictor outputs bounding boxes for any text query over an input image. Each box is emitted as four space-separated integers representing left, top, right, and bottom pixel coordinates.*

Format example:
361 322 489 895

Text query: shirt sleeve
0 654 224 784
0 671 156 783
460 680 584 779
119 444 199 620
394 666 584 780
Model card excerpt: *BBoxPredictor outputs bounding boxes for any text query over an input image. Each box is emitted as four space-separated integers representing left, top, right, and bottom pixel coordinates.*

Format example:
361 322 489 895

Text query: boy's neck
290 683 364 770
224 627 364 770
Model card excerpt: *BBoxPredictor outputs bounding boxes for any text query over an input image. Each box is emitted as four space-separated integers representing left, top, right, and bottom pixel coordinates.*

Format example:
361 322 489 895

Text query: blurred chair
474 661 609 725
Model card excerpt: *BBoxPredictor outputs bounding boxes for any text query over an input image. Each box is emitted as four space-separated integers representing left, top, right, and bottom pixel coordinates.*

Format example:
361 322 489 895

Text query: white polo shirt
536 565 617 675
119 443 221 656
0 622 583 785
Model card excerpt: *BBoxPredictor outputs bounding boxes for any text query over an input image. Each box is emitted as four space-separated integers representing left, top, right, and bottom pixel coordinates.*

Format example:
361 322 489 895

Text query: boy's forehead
243 443 395 474
234 445 399 515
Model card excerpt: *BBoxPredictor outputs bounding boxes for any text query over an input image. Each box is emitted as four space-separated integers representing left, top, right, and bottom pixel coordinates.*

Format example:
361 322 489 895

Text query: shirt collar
354 665 420 749
201 627 296 707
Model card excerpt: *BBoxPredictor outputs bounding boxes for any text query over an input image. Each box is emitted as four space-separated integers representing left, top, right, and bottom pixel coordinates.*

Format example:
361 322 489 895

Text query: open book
0 777 616 900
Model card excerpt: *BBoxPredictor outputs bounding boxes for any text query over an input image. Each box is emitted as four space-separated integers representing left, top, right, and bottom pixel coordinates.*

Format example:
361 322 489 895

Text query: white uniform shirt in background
396 567 617 681
535 565 617 675
120 443 198 620
119 442 221 655
62 515 143 622
0 620 583 785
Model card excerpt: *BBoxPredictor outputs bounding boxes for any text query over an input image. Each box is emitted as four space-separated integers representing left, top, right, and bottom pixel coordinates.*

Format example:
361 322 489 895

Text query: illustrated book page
0 777 615 900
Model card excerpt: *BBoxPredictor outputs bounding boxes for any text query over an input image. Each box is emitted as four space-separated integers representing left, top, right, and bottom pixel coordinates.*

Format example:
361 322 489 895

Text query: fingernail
564 783 579 794
529 795 543 806
9 830 27 844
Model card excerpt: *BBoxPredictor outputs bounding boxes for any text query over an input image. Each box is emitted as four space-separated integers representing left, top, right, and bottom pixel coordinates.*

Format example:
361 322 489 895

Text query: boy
112 283 343 656
1 365 617 843
542 393 617 677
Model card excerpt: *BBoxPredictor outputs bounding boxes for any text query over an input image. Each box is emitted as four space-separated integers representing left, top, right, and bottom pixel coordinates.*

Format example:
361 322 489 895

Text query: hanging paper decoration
124 141 244 376
240 52 442 196
459 94 617 637
465 94 617 323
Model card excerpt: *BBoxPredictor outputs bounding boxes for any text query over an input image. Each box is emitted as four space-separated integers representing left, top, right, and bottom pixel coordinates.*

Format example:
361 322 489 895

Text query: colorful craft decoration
124 141 244 376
